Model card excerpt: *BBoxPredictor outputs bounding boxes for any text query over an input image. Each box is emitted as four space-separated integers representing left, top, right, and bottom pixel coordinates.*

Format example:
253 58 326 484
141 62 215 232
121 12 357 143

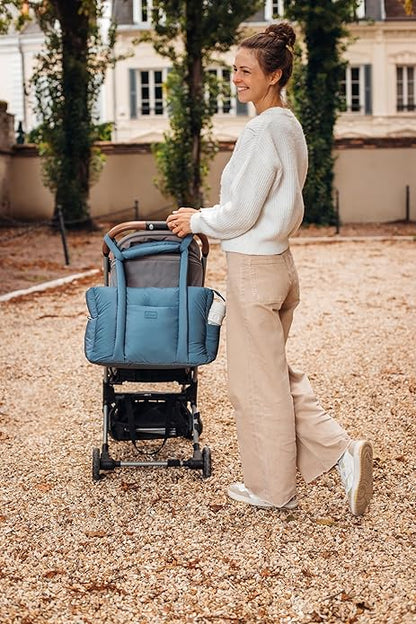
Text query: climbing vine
286 0 359 223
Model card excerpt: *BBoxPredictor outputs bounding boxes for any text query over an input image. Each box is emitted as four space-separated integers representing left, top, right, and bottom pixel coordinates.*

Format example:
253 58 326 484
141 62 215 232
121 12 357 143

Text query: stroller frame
91 221 212 481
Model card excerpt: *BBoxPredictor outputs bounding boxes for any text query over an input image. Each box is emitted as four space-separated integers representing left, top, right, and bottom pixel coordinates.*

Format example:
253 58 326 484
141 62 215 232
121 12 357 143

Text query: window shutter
236 100 248 116
364 64 372 115
129 68 137 119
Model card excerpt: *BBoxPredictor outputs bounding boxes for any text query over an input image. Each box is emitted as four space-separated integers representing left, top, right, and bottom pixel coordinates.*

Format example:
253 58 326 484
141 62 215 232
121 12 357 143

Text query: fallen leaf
356 600 372 611
85 530 107 538
209 504 224 513
43 569 64 578
34 482 53 492
315 517 336 526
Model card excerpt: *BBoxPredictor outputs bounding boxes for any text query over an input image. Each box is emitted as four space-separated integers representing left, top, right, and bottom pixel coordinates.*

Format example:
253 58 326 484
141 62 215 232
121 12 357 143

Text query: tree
142 0 263 208
286 0 359 224
0 1 116 227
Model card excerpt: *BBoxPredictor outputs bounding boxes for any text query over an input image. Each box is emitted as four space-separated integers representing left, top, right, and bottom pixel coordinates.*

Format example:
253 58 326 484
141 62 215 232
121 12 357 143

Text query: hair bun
264 22 296 49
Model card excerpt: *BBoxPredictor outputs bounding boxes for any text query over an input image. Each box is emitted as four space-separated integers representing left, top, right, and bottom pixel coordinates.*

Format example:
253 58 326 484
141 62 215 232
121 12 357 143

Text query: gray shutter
129 68 137 119
236 100 248 116
365 0 383 21
364 64 372 115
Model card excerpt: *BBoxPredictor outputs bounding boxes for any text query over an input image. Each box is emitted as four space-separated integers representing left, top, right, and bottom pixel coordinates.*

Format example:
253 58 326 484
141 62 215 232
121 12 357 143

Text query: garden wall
2 138 416 224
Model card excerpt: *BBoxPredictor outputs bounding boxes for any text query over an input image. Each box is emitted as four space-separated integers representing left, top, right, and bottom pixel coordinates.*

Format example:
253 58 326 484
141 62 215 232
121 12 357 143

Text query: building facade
0 1 415 142
108 0 416 142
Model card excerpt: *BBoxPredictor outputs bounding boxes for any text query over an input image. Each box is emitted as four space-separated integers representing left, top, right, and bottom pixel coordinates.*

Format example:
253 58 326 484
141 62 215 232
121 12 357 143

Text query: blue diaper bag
84 234 222 368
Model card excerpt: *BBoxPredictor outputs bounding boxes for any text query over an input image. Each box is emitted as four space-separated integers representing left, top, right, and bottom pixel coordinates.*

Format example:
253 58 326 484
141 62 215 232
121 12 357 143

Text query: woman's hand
166 207 198 238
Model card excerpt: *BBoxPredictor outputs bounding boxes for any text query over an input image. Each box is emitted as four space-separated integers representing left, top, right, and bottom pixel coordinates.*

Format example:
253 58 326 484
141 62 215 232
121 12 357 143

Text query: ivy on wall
142 0 263 209
286 0 359 224
1 1 116 227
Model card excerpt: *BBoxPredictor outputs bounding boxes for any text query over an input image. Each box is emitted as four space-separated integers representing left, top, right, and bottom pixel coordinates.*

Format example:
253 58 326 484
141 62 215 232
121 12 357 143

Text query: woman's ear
270 68 283 86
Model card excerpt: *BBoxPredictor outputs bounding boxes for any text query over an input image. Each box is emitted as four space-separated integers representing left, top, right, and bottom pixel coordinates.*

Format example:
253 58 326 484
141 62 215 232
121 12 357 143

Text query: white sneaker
337 440 373 516
227 482 298 510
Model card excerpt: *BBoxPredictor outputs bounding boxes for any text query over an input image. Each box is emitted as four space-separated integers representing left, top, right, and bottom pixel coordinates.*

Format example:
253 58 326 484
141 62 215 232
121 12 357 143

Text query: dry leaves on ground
0 237 415 623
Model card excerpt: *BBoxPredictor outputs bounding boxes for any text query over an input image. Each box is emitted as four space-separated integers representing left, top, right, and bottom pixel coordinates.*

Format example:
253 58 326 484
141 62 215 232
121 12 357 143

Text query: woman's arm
167 126 280 239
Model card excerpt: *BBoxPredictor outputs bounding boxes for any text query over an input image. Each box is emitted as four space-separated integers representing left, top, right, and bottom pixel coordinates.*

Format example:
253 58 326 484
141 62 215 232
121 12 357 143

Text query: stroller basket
85 221 225 481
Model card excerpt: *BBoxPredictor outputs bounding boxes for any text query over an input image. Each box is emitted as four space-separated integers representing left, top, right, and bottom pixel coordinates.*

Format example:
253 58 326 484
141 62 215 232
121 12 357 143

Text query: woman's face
233 47 281 113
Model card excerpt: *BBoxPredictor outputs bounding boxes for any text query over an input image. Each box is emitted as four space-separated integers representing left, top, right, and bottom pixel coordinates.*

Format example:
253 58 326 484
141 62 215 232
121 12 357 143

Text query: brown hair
239 22 296 88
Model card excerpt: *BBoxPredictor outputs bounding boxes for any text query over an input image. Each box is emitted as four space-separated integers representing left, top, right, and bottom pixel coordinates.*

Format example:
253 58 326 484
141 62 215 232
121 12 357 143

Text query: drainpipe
112 61 118 141
17 35 27 133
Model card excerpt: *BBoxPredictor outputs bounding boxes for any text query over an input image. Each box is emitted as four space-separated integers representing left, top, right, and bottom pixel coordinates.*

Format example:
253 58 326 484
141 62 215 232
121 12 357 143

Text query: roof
112 0 133 25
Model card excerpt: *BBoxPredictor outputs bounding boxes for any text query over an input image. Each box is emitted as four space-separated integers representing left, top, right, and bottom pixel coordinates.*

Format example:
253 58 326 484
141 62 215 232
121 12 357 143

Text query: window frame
130 67 168 119
396 65 415 112
133 0 153 26
264 0 285 20
355 0 366 19
340 65 366 114
207 66 249 117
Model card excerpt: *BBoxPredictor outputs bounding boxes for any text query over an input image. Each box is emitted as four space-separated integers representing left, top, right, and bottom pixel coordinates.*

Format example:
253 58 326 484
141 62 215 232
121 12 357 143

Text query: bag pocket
85 287 118 365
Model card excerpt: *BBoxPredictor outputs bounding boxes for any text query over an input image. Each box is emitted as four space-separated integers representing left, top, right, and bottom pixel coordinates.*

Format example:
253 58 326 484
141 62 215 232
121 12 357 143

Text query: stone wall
3 139 416 224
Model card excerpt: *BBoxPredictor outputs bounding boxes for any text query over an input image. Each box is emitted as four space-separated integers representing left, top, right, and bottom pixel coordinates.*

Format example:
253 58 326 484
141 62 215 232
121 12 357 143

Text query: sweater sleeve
190 126 281 239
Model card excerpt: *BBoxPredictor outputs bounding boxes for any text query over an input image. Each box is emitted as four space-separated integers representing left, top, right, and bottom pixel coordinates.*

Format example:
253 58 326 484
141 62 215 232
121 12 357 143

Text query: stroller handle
102 221 209 257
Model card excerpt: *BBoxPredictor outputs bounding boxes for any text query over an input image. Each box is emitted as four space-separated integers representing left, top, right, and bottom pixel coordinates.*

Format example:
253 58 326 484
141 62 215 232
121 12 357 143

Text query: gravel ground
0 238 415 623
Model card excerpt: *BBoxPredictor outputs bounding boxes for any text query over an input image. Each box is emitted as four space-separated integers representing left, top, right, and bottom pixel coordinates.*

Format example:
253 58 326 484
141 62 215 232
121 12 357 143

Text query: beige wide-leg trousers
226 249 350 507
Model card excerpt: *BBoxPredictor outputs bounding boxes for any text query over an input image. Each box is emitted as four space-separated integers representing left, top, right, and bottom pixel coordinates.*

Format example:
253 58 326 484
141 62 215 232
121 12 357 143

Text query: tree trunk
185 0 204 208
53 0 92 226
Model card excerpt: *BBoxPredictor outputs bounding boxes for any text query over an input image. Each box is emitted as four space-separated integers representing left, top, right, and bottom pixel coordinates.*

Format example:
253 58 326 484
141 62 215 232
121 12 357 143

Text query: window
355 0 365 19
265 0 285 20
397 66 415 112
340 66 363 112
248 0 285 21
207 68 248 116
208 68 232 114
133 0 152 25
129 68 167 118
340 65 372 114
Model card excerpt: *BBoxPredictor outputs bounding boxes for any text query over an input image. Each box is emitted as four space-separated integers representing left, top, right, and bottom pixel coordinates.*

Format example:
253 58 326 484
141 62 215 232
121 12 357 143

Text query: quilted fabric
85 286 220 368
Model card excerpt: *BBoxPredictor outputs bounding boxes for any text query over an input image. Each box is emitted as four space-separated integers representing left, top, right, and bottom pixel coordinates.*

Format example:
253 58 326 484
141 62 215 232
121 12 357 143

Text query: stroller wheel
92 447 102 481
202 446 212 479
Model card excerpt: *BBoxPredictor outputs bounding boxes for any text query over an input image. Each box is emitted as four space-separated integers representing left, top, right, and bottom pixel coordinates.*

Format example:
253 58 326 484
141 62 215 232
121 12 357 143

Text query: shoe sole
228 487 273 508
350 441 373 516
227 486 298 510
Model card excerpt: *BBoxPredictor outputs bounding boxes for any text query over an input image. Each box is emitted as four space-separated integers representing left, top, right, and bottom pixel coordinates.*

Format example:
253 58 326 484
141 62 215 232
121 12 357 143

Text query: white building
108 0 416 142
0 0 415 141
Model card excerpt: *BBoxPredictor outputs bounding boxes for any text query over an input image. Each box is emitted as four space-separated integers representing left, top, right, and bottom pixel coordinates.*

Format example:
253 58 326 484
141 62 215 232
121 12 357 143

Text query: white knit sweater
190 107 308 255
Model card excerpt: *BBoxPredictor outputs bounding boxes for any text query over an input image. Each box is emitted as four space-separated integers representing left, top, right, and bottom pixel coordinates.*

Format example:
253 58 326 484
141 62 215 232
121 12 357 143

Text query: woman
167 22 373 515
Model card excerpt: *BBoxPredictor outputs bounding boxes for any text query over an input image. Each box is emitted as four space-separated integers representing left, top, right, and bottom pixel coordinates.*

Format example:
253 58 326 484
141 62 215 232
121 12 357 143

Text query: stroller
84 220 225 481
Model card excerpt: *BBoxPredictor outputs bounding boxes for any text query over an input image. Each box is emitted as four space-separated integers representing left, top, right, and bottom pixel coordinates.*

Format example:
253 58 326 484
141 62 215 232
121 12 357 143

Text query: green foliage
286 0 358 224
144 0 263 208
152 66 218 206
1 1 117 226
0 1 28 34
93 121 114 142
